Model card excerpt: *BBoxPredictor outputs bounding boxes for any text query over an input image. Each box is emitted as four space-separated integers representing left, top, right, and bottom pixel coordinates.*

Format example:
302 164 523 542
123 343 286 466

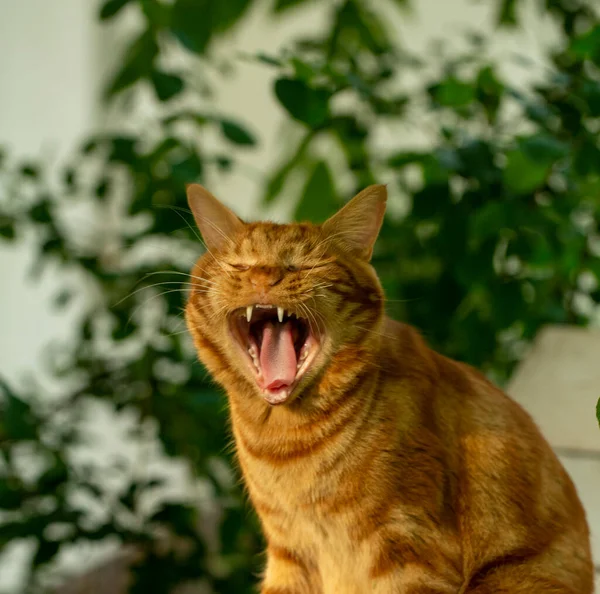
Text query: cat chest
245 467 379 592
277 507 380 594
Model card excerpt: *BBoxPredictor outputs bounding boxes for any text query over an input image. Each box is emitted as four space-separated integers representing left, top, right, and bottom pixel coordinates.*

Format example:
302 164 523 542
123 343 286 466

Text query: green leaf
428 77 475 108
519 133 568 165
274 78 330 127
162 111 208 126
581 80 600 117
496 0 517 27
170 149 203 182
219 119 257 146
336 0 391 56
0 381 38 441
273 0 312 12
216 155 233 171
29 200 52 224
81 139 99 154
0 215 15 240
295 161 337 223
503 150 548 194
151 503 199 538
411 183 450 219
108 137 138 163
596 397 600 428
171 0 253 55
170 0 211 53
390 0 410 9
33 538 61 567
140 0 170 26
150 70 185 102
53 290 73 309
387 151 427 168
38 457 69 494
264 134 313 203
99 0 133 20
255 52 282 67
220 506 245 554
570 24 600 64
503 135 568 194
0 478 24 510
573 135 600 176
63 167 76 191
20 164 40 178
291 57 316 82
105 30 158 98
469 201 509 244
95 177 111 199
42 237 65 257
0 520 32 546
476 65 504 123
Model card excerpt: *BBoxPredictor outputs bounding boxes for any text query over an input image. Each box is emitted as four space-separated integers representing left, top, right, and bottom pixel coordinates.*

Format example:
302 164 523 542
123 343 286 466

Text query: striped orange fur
184 183 594 593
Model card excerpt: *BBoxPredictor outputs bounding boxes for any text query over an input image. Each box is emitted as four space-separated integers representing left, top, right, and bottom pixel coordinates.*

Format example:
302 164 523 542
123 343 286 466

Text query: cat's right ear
186 184 244 251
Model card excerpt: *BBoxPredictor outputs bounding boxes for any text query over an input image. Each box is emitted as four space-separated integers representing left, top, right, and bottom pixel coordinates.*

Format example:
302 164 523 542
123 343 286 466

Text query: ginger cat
184 183 594 593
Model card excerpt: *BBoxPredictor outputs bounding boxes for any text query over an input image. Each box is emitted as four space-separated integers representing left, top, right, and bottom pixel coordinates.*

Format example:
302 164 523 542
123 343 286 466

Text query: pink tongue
260 321 297 390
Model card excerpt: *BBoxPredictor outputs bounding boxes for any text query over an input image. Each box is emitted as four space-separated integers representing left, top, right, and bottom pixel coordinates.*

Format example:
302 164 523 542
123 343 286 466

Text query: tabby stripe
237 401 355 463
306 367 371 424
370 538 433 579
269 545 307 569
317 386 384 512
336 260 360 287
328 285 353 298
336 261 378 305
237 371 372 463
253 498 286 518
275 366 370 439
369 537 435 579
347 494 399 543
405 585 456 594
317 375 380 479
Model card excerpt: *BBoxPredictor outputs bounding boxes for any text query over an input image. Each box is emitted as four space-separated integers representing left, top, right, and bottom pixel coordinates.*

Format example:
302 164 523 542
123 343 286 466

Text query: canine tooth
246 305 253 323
277 307 284 323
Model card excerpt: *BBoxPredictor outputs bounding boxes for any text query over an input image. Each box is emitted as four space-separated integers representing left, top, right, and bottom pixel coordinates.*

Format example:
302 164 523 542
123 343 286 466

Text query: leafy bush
1 0 599 592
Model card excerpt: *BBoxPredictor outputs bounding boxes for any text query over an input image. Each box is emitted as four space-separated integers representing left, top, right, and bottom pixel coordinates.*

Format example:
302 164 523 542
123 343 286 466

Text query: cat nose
250 267 284 289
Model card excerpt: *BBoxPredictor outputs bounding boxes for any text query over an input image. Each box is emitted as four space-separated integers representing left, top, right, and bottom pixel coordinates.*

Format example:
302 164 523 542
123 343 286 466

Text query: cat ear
186 184 244 251
322 184 387 261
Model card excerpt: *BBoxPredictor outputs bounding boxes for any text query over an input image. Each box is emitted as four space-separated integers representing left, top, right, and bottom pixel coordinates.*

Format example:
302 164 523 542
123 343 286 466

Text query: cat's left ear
322 184 387 261
186 184 244 251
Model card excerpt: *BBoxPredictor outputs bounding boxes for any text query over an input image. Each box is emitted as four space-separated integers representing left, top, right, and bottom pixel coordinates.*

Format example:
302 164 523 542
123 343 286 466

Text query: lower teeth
297 351 308 369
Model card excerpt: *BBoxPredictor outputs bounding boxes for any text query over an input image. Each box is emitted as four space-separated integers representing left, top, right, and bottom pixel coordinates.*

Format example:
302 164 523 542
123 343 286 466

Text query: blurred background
1 0 600 592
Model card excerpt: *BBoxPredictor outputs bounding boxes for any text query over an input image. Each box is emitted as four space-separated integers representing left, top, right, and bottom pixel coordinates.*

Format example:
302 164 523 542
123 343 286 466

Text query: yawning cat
184 183 594 593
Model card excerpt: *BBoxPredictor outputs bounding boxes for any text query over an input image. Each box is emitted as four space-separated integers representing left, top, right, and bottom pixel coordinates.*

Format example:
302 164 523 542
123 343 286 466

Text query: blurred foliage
1 0 600 591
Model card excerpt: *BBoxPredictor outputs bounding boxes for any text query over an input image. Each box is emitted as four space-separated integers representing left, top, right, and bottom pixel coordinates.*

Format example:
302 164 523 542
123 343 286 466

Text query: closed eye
229 263 250 271
288 263 330 272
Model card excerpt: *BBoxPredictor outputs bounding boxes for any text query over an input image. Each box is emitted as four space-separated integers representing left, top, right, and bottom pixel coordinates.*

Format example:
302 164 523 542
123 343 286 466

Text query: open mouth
229 305 320 405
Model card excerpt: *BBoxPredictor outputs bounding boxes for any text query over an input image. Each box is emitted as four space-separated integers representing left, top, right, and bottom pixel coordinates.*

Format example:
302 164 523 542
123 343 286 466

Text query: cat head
185 183 386 406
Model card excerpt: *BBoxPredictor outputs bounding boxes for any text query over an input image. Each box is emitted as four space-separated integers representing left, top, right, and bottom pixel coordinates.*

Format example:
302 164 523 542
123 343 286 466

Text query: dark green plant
1 0 600 592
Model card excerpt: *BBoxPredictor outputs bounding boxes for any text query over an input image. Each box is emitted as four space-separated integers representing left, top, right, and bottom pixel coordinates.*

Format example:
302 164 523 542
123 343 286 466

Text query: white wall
0 0 99 388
